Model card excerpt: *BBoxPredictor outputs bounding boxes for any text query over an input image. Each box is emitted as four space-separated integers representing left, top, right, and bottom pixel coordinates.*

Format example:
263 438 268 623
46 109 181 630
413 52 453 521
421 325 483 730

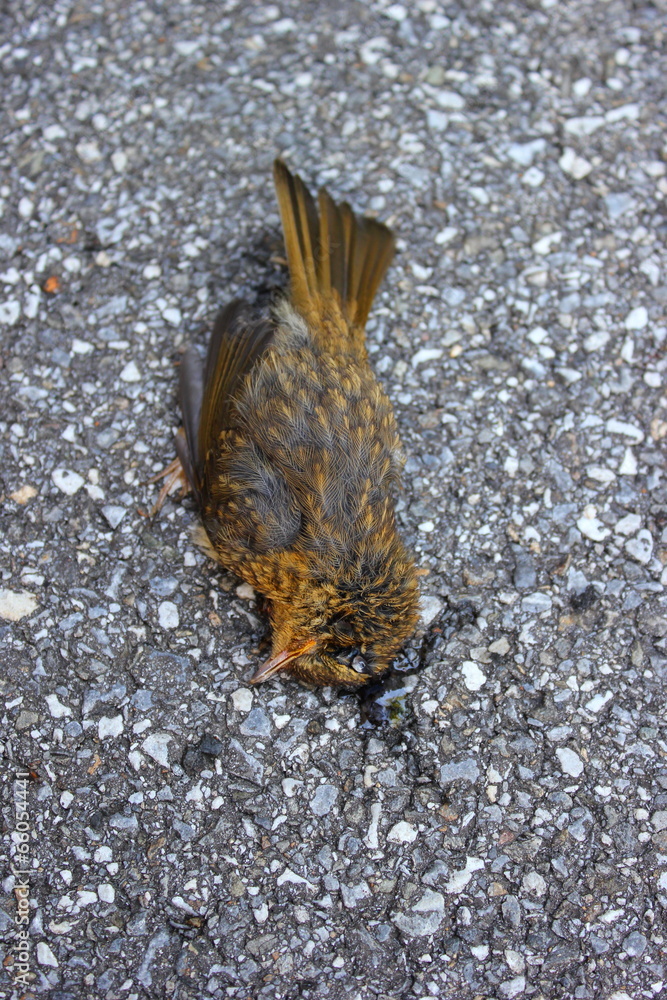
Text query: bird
155 160 419 687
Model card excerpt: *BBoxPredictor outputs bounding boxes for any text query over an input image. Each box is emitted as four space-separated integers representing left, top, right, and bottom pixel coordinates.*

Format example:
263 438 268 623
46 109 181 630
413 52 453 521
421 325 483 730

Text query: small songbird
157 160 419 686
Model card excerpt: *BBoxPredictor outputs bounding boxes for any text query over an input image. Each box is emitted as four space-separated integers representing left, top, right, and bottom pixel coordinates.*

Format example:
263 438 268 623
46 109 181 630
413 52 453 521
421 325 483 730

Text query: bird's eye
334 647 369 674
350 654 368 674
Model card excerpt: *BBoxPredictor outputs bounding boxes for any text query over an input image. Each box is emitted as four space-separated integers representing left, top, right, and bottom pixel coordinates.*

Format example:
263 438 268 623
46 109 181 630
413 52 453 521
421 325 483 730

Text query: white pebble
434 90 465 110
162 306 182 326
142 732 172 766
426 109 449 131
618 448 638 475
45 694 72 718
624 306 648 330
521 592 552 614
577 515 610 541
143 264 162 279
276 868 316 889
500 977 526 999
236 582 255 600
620 337 634 363
469 186 489 205
583 331 609 352
585 691 613 713
522 871 547 896
522 167 544 187
92 112 110 131
532 231 562 255
385 3 408 20
36 942 59 967
52 468 85 495
18 196 34 219
606 417 644 442
101 505 127 529
461 660 487 691
572 77 592 97
98 715 124 738
559 148 593 179
488 636 510 655
556 747 584 777
120 360 141 382
507 139 546 166
60 791 74 809
77 890 98 906
0 588 38 621
606 102 640 123
359 38 389 67
174 39 201 56
388 821 418 844
625 529 653 565
564 115 605 136
98 884 115 903
412 347 443 366
44 123 67 141
0 300 21 325
71 337 94 354
76 139 102 163
111 150 128 173
158 601 179 629
445 857 484 894
586 465 615 483
435 226 458 245
231 687 253 712
418 520 435 532
615 513 641 536
419 594 442 625
413 889 445 912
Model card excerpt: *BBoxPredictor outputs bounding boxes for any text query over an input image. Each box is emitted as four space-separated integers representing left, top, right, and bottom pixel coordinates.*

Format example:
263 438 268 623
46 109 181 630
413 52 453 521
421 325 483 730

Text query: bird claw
149 456 190 515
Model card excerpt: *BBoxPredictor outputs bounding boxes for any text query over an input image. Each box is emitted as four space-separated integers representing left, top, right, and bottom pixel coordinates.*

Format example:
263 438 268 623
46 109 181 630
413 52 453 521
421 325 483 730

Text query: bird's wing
273 160 395 340
178 300 274 494
179 301 303 560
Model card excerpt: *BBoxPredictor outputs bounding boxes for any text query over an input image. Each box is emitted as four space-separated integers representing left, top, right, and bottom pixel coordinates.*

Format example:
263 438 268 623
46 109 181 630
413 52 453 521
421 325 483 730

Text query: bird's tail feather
273 159 395 333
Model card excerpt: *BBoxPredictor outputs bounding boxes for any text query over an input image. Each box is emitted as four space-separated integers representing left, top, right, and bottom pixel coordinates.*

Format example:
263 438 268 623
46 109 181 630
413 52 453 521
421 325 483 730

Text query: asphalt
1 1 666 998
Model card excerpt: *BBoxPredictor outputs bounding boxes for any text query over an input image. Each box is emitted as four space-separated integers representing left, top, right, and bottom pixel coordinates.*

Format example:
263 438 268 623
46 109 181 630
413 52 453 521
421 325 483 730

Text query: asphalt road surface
1 2 666 998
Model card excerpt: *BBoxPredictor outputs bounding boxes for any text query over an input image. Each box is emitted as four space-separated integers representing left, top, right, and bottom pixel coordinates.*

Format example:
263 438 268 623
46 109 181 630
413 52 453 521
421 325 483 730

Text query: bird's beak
250 638 317 685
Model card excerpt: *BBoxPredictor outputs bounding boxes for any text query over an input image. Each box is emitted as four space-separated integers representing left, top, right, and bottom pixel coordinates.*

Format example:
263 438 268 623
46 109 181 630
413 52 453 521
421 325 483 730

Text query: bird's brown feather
273 159 395 339
166 161 419 687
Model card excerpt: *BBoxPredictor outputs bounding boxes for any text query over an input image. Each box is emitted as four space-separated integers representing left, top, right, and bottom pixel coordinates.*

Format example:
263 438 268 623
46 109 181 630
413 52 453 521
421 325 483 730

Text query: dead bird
156 160 419 687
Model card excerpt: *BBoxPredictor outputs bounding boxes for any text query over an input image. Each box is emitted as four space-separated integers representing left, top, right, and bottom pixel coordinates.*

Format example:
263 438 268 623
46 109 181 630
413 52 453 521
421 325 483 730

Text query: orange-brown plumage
163 161 419 686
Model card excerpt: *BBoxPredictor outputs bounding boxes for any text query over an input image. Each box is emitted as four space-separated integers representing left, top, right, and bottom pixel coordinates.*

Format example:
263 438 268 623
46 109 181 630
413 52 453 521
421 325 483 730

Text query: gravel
1 1 666 998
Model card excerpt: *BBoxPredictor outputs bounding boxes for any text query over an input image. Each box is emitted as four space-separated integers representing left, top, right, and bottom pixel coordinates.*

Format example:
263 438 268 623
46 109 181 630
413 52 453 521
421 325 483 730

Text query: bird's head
249 551 420 687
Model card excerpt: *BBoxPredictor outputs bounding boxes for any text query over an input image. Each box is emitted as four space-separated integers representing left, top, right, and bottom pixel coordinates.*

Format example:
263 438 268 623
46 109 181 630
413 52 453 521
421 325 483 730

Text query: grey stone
239 708 272 737
502 896 521 929
310 784 339 816
392 910 444 937
1 3 664 995
225 739 264 784
440 759 480 784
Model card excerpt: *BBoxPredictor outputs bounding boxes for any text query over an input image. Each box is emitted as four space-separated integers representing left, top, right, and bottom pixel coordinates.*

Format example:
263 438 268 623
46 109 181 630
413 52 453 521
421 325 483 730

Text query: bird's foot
149 456 190 515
